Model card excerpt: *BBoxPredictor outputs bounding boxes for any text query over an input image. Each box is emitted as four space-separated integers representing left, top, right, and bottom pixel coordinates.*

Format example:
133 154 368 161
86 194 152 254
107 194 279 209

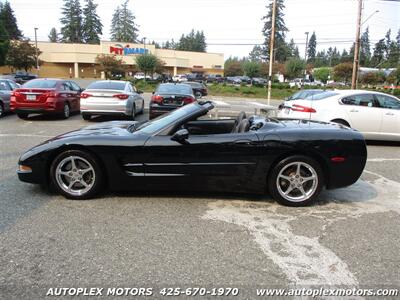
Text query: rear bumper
149 104 178 119
11 100 65 114
80 100 131 116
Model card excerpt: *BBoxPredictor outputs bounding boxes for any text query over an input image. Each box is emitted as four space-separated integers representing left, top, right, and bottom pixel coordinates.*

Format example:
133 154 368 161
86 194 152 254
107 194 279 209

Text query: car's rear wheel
82 113 91 121
137 100 144 115
50 150 103 199
0 102 4 117
268 155 324 206
131 104 136 120
62 103 70 119
17 112 29 119
195 91 202 98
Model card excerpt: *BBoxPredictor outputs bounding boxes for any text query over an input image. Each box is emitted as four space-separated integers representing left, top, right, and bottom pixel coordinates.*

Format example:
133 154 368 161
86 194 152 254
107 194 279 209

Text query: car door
374 94 400 140
0 80 12 111
143 131 262 193
127 83 142 111
67 81 81 111
340 93 382 139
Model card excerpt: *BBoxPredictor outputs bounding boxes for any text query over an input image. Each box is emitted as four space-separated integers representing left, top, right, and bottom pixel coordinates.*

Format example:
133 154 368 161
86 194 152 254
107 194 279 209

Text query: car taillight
80 93 92 99
113 94 129 100
11 91 21 97
183 97 195 104
43 92 57 98
291 104 316 113
151 95 163 103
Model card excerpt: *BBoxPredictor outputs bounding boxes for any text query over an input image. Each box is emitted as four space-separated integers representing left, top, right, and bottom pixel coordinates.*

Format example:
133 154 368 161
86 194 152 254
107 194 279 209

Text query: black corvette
17 101 367 206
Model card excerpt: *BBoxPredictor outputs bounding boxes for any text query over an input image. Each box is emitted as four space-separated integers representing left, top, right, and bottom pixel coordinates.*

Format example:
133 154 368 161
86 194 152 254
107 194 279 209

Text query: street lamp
304 32 309 77
34 27 39 72
142 37 147 51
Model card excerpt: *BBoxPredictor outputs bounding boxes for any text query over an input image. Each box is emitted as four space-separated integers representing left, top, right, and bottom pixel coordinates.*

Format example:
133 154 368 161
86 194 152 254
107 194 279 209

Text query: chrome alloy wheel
276 161 318 202
55 156 95 196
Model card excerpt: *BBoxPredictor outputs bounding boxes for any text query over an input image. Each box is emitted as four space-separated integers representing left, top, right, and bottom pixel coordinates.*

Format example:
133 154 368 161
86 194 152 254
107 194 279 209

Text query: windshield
156 84 193 95
23 79 58 88
304 91 339 100
136 103 204 134
87 81 126 90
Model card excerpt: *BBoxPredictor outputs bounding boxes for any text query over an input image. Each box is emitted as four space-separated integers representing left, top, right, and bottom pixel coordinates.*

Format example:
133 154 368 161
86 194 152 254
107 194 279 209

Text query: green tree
243 60 261 78
60 0 83 43
0 1 22 40
82 0 103 44
5 40 41 71
284 58 305 79
110 0 139 43
287 38 299 58
248 45 264 62
135 53 163 80
360 72 377 85
261 0 289 62
224 57 243 76
0 19 9 65
95 54 125 79
360 27 371 66
48 28 59 42
333 62 353 83
371 39 386 67
313 67 331 83
307 32 317 63
176 29 207 52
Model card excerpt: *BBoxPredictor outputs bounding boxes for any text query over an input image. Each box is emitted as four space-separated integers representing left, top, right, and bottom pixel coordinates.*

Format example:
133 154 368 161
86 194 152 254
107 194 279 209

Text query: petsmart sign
109 44 149 56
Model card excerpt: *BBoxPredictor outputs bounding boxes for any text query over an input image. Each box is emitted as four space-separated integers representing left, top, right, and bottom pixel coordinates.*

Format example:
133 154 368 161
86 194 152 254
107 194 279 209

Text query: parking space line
367 158 400 162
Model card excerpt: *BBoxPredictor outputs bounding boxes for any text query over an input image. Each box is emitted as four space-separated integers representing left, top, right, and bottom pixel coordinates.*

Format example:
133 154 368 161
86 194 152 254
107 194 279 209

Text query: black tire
331 119 350 127
268 155 324 207
17 112 29 119
50 150 104 200
0 102 4 117
195 91 202 98
62 102 70 119
82 113 91 121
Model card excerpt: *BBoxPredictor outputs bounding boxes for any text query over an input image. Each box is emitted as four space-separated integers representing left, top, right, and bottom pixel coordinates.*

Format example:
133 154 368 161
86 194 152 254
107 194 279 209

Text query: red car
10 78 82 119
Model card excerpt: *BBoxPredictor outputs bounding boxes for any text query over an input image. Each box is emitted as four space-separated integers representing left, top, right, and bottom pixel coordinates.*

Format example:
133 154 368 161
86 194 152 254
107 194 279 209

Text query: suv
206 74 224 84
186 73 205 83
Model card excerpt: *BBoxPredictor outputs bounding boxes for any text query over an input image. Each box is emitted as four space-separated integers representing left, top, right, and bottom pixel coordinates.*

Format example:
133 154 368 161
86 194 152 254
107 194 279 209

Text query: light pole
267 0 277 105
351 0 363 89
142 37 147 51
304 32 309 77
34 27 39 72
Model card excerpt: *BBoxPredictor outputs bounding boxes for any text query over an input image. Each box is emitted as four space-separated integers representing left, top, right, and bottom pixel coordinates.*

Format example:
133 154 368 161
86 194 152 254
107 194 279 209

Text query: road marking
203 173 400 286
211 100 230 106
0 134 53 138
367 158 400 162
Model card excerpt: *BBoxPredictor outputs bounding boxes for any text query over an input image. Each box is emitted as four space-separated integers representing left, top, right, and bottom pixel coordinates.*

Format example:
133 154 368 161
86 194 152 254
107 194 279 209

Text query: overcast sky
8 0 400 59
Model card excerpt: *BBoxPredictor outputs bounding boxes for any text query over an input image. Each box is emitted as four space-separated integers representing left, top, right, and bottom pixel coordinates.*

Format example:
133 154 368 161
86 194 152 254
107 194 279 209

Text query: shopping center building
1 41 225 79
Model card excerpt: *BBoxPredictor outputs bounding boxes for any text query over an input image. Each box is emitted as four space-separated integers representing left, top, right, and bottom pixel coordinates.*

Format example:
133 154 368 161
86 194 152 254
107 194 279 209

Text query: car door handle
349 109 359 112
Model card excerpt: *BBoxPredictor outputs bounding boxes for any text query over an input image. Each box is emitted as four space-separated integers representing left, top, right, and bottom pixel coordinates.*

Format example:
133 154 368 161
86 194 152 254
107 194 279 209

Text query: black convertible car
17 101 367 206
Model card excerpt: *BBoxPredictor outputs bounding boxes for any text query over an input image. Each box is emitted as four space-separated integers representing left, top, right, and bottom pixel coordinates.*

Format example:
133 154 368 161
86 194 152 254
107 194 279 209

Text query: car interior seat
232 111 247 133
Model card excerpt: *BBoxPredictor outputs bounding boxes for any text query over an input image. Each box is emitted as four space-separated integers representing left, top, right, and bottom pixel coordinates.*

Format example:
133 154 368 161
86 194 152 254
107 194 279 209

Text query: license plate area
26 94 36 101
163 99 182 106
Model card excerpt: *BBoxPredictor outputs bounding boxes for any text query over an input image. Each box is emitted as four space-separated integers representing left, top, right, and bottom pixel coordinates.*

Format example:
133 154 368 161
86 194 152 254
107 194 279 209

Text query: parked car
0 79 20 117
17 101 367 206
133 72 151 80
278 90 400 141
239 76 252 84
206 74 224 84
184 81 208 98
149 83 196 119
14 71 38 83
186 73 205 83
80 80 144 121
0 74 24 84
226 76 242 84
172 74 188 82
251 77 268 86
10 78 82 119
285 89 324 102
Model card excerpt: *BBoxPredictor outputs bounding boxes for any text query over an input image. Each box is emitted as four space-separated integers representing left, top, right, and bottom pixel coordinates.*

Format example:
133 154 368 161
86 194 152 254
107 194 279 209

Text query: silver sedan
80 80 145 120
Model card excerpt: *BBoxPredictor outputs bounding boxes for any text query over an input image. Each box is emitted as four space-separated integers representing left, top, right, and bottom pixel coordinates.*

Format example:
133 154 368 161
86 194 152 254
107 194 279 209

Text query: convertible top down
17 101 367 206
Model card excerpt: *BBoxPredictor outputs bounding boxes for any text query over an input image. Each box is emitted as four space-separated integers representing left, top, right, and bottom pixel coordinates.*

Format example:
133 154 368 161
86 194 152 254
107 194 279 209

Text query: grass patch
208 84 294 100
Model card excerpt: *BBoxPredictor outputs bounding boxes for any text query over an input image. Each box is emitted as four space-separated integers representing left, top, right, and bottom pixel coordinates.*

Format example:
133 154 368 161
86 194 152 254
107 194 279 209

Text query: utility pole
34 27 39 73
267 0 277 105
304 31 309 77
351 0 363 89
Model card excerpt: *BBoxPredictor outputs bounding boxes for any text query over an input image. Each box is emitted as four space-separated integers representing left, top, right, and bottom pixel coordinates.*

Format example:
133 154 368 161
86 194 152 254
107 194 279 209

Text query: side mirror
171 129 189 144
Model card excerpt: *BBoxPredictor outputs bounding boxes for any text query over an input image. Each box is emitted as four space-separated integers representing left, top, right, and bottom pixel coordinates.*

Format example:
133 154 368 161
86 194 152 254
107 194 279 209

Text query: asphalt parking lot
0 103 399 299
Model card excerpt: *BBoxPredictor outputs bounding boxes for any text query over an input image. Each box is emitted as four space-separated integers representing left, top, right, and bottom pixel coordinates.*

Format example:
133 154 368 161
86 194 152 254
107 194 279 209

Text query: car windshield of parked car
304 91 339 100
136 103 202 134
23 80 58 88
156 84 192 95
86 81 126 90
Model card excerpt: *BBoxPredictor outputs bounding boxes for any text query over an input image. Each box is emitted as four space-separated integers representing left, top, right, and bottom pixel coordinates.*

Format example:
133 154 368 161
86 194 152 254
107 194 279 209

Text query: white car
277 90 400 141
172 74 188 82
133 72 151 80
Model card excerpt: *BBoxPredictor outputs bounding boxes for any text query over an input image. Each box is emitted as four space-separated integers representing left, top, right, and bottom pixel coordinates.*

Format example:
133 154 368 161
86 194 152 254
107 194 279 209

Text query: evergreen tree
48 28 59 42
0 21 9 65
371 39 386 67
110 0 139 43
176 30 207 52
0 1 22 40
249 45 264 62
60 0 83 43
307 32 317 62
287 39 299 58
360 27 371 66
82 0 103 44
340 49 351 63
261 0 288 62
384 29 391 59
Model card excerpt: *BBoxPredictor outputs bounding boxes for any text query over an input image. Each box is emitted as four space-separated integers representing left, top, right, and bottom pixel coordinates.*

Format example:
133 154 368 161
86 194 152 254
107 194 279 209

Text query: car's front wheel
268 155 324 206
50 150 103 199
62 103 70 119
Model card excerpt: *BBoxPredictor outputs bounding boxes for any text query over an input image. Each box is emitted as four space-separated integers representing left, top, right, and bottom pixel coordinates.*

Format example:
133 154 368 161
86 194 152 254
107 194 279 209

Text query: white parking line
211 100 230 106
367 158 400 162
